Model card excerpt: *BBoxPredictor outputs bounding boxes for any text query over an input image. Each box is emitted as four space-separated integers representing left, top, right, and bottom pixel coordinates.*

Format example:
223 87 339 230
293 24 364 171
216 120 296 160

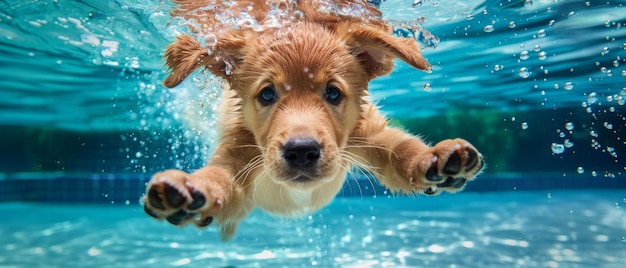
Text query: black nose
282 138 321 168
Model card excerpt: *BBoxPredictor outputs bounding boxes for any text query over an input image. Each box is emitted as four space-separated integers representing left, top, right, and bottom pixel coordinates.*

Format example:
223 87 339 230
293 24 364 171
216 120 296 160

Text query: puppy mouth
285 169 321 183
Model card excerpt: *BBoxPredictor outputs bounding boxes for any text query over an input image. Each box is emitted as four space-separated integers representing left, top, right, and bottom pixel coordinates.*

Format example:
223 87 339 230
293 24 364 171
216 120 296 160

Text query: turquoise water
1 190 625 267
1 0 624 128
1 0 626 267
1 0 625 175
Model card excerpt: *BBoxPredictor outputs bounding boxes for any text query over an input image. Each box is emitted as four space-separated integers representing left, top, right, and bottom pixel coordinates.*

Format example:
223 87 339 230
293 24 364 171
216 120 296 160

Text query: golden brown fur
143 0 484 241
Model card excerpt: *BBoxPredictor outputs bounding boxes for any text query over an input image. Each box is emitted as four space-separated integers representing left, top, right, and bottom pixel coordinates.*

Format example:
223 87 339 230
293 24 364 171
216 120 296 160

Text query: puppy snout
282 138 321 168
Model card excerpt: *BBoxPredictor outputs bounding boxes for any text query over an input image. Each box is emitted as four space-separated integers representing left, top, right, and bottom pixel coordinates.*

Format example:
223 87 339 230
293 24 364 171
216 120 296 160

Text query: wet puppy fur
143 0 484 241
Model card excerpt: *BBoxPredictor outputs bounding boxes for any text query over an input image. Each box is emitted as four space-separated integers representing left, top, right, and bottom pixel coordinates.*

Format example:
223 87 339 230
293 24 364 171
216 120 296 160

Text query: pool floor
1 190 625 267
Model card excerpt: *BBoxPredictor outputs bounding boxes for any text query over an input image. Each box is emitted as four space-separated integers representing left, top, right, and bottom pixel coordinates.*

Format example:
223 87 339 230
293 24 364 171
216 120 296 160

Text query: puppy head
163 22 430 189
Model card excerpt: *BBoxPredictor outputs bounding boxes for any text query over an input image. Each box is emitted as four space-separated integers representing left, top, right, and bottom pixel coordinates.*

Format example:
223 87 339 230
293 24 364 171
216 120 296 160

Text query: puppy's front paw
413 138 484 195
142 169 222 227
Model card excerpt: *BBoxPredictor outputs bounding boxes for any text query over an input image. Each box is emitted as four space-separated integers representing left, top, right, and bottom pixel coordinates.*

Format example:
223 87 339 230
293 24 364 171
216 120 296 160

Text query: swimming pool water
1 190 625 267
1 0 625 267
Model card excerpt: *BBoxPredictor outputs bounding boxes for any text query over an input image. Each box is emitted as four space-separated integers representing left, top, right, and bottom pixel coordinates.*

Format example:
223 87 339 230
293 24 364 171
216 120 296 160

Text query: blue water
1 190 625 267
1 0 626 267
1 0 624 129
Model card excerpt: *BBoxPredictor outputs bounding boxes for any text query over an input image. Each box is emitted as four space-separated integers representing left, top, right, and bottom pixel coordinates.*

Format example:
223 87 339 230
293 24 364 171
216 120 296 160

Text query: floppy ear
163 32 246 88
338 23 431 80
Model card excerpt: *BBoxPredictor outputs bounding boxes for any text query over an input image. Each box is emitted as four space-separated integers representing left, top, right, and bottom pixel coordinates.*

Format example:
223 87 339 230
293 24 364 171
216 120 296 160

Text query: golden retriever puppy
143 0 484 241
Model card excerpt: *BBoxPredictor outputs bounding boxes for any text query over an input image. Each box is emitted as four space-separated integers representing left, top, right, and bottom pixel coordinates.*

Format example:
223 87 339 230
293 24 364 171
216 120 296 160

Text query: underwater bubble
563 81 574 90
412 0 422 7
551 143 565 154
508 21 516 28
604 122 613 130
587 92 598 104
600 66 608 73
533 45 541 52
518 67 530 78
484 25 494 33
565 122 574 130
564 139 574 148
520 50 529 60
606 95 613 102
601 47 609 56
576 167 584 174
548 19 556 26
538 51 547 60
494 64 502 71
521 122 528 129
292 10 305 20
589 130 598 137
423 83 432 92
613 60 619 67
537 29 546 38
524 0 533 7
559 132 565 138
204 34 218 47
591 171 597 177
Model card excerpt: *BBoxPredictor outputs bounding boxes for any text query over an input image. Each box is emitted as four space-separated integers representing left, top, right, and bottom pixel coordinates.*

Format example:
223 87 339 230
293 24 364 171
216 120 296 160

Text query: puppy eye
258 86 277 106
325 86 342 105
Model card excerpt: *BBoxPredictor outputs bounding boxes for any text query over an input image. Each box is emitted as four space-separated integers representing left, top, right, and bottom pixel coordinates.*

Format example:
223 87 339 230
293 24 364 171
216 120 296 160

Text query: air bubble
538 51 547 60
494 64 502 71
601 47 609 56
587 92 598 104
508 21 516 28
565 122 574 130
564 139 574 148
520 51 529 60
423 83 432 92
551 143 565 154
576 167 584 174
563 82 574 90
518 67 530 78
204 34 218 47
521 122 528 129
533 45 541 52
524 0 533 7
484 25 495 33
603 122 613 130
537 29 546 38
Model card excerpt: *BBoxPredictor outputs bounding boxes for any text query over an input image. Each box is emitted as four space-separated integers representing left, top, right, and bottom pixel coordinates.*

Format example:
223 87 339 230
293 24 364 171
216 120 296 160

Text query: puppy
143 0 484 241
